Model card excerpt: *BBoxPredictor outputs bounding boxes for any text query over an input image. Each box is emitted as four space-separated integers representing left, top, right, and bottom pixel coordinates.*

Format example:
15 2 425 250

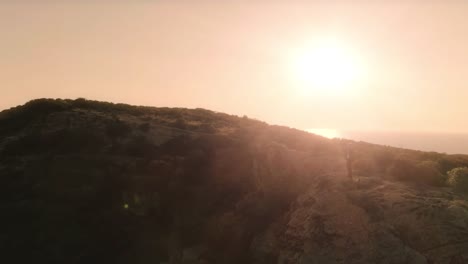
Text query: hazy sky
2 1 468 132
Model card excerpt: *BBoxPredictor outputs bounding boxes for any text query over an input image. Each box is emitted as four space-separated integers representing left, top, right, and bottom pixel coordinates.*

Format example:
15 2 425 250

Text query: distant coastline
307 129 468 154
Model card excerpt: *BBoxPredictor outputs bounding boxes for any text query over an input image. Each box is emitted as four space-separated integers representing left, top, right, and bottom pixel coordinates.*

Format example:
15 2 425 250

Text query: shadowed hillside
1 98 468 264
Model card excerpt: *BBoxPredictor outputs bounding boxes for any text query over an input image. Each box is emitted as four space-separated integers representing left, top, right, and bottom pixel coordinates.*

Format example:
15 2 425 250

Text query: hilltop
1 98 468 264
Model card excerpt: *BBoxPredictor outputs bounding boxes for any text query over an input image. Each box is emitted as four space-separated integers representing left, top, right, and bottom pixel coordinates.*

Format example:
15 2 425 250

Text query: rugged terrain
1 99 468 264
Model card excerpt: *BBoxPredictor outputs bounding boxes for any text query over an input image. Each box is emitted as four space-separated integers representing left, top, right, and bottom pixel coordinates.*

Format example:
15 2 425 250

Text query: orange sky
1 1 468 132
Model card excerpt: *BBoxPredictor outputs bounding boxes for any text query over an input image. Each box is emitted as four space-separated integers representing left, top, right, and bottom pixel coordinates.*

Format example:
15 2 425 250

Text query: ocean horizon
306 129 468 155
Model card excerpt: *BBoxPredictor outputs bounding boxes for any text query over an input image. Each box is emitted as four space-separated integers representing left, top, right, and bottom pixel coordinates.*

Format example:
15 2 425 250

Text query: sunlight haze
5 2 468 262
2 1 468 133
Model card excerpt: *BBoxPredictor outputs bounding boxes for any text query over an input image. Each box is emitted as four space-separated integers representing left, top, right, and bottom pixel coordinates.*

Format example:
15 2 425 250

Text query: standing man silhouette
345 142 354 180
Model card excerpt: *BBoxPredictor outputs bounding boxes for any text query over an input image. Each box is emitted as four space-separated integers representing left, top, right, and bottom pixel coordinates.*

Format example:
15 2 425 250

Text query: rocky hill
1 98 468 264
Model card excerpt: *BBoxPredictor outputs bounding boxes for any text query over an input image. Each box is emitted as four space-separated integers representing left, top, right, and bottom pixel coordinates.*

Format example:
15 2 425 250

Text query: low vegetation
1 98 468 263
447 167 468 193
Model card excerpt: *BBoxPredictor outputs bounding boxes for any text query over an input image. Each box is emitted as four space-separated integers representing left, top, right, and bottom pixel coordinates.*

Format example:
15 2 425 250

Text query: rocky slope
1 98 468 264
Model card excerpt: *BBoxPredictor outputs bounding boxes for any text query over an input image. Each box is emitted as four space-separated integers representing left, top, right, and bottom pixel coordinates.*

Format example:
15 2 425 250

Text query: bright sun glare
290 37 365 96
306 128 341 139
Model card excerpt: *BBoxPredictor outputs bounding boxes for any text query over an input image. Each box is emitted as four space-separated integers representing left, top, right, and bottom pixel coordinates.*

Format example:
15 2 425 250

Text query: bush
447 167 468 193
124 136 156 157
415 161 445 186
19 98 70 115
387 156 415 181
106 120 131 145
0 99 71 135
1 129 108 155
172 118 186 129
387 157 444 186
353 158 378 176
138 122 151 132
373 149 395 172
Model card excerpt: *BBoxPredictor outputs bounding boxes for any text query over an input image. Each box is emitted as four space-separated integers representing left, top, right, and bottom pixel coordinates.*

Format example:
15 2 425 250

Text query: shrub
387 157 444 186
415 161 445 186
447 167 468 193
387 156 415 181
373 148 395 173
437 156 468 175
172 118 187 129
20 98 70 115
138 122 151 132
353 158 378 176
124 136 156 157
198 123 217 133
0 99 71 135
106 120 131 145
2 128 108 155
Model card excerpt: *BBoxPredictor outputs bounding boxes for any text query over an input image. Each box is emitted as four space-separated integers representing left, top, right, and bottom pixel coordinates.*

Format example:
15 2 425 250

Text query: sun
289 37 365 96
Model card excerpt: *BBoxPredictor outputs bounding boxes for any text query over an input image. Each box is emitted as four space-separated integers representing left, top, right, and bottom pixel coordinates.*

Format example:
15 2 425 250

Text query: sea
306 129 468 155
